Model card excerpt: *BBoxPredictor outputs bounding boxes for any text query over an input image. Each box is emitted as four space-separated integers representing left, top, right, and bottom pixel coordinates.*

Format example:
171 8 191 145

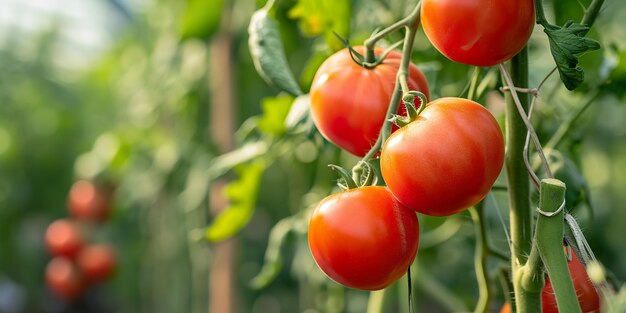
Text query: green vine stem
534 179 582 313
360 4 422 163
366 288 394 313
503 47 539 313
469 203 493 313
363 4 421 63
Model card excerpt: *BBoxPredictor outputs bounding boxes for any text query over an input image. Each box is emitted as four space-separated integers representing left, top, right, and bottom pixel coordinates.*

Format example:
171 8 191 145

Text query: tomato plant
542 250 601 313
77 244 117 284
380 97 504 216
68 180 113 222
310 46 429 157
308 186 419 290
420 0 535 66
45 219 85 258
45 257 84 300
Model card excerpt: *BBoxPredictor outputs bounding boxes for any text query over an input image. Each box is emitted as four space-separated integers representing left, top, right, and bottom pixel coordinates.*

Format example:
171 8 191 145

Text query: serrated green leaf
258 95 294 137
180 0 225 39
544 21 601 90
288 0 351 52
206 161 266 242
248 9 304 96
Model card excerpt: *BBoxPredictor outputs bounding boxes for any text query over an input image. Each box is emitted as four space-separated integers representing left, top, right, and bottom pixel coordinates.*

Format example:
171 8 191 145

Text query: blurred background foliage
0 0 625 312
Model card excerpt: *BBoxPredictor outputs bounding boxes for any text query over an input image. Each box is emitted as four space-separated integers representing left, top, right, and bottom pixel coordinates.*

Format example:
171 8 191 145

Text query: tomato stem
467 66 482 101
360 3 422 163
582 0 605 28
470 203 493 313
503 47 539 313
534 179 583 313
363 3 421 63
499 63 553 180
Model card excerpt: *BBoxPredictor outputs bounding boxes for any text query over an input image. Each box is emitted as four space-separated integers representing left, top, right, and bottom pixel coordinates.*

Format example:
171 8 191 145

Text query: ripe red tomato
77 244 117 284
308 186 419 290
45 257 84 300
542 251 600 313
45 219 84 258
310 46 429 157
380 97 504 216
68 180 113 222
421 0 535 66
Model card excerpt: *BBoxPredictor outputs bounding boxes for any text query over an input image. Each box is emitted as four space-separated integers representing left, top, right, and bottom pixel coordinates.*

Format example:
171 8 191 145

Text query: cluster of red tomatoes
307 46 505 290
305 0 538 291
44 180 117 300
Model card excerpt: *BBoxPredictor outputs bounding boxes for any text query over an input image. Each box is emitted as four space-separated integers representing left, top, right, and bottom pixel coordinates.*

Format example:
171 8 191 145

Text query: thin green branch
360 4 421 163
470 203 493 313
545 89 599 150
581 0 605 28
499 63 553 179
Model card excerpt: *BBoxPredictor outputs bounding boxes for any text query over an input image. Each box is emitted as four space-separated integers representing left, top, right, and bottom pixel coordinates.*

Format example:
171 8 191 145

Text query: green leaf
285 94 310 130
544 21 601 90
180 0 225 39
207 142 268 180
288 0 351 52
602 49 626 99
248 9 304 96
205 161 266 242
258 95 294 137
249 217 295 289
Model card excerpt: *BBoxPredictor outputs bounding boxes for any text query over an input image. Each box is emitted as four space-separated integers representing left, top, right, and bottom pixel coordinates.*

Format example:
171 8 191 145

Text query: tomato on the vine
77 244 117 284
542 250 601 313
308 186 419 290
420 0 535 66
310 46 429 157
68 180 113 222
380 97 504 216
45 219 85 258
45 257 84 300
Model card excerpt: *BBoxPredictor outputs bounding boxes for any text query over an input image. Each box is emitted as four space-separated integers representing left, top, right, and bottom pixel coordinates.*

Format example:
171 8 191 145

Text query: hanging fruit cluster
44 180 117 300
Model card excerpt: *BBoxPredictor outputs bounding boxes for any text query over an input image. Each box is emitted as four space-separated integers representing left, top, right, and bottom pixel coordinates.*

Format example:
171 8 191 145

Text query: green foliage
288 0 352 52
249 9 304 96
206 161 266 241
544 21 601 90
180 0 225 39
258 95 294 137
603 48 626 99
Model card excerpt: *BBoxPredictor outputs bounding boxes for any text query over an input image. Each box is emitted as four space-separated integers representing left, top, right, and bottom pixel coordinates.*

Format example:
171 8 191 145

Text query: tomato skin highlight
310 46 429 157
542 251 601 313
421 0 535 66
380 97 504 216
308 186 419 290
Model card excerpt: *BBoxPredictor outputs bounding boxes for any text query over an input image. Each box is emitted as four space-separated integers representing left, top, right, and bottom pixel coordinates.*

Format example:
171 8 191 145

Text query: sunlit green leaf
180 0 225 39
207 142 269 180
288 0 351 52
206 161 266 242
258 95 294 137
